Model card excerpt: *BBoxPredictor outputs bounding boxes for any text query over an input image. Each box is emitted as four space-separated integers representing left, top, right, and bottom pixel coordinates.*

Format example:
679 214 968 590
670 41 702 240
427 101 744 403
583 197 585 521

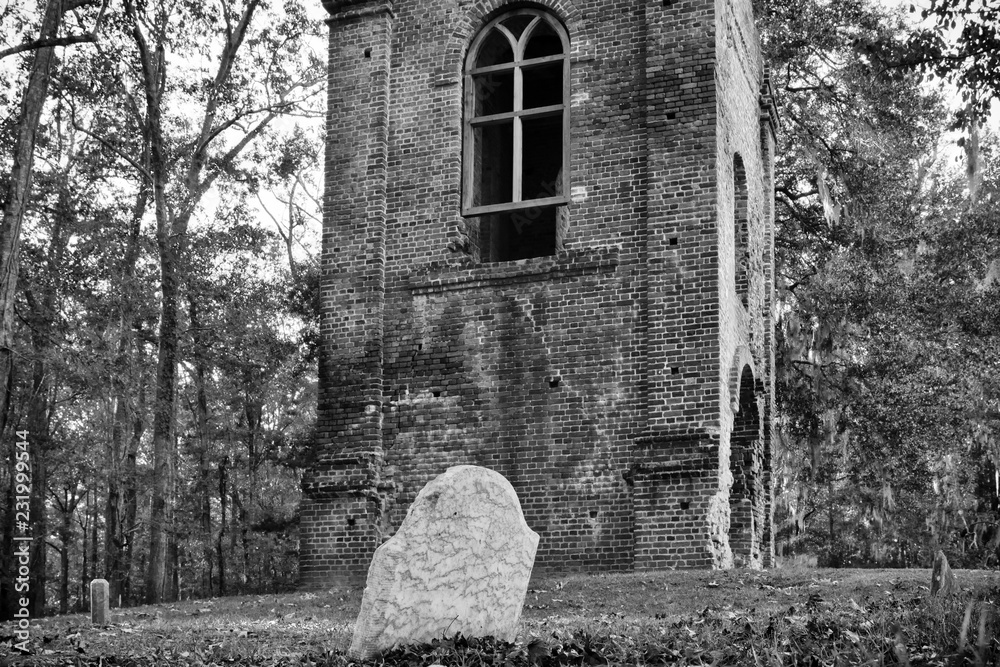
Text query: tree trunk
128 5 175 602
0 0 66 623
122 0 265 602
120 390 142 606
58 498 73 615
200 455 213 597
189 297 214 597
0 0 66 470
232 481 250 591
827 482 836 567
217 458 227 597
80 488 89 613
146 243 176 603
165 443 179 602
26 355 49 618
102 6 151 600
105 309 144 606
90 489 98 595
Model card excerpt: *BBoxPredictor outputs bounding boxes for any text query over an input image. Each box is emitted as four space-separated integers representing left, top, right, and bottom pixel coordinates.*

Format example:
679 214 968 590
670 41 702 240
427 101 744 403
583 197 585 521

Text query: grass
2 567 998 666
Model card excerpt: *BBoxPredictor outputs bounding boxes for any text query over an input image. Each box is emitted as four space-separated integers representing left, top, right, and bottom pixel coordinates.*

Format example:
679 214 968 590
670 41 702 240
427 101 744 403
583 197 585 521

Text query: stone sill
408 247 619 295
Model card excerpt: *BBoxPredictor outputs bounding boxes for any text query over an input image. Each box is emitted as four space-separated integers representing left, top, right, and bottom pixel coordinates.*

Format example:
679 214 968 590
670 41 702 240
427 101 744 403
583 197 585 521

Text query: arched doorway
730 365 762 567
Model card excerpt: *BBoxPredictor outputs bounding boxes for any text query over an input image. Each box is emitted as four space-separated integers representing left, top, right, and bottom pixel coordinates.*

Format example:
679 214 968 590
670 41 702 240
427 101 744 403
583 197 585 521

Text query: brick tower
301 0 779 585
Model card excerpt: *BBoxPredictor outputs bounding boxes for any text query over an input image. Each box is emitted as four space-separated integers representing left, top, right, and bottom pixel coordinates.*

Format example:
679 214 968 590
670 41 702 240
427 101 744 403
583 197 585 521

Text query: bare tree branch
0 34 95 60
72 122 153 184
0 0 109 60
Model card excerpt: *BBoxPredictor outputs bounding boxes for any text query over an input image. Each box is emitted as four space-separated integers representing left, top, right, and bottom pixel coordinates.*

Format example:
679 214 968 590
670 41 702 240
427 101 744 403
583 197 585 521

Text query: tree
904 1 1000 117
0 0 322 614
116 0 321 603
0 0 107 441
175 220 310 597
759 0 1000 565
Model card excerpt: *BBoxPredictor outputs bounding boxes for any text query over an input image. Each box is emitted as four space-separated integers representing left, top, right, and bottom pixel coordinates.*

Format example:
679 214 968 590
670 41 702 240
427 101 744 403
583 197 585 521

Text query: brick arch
437 0 584 85
728 345 756 411
468 0 581 27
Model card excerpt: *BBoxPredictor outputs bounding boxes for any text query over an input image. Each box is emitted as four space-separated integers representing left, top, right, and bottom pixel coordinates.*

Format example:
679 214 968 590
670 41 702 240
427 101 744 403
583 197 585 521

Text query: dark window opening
476 30 514 66
523 63 562 109
501 15 534 39
472 122 514 206
473 71 514 116
521 114 562 199
524 20 562 59
734 153 749 308
477 206 558 262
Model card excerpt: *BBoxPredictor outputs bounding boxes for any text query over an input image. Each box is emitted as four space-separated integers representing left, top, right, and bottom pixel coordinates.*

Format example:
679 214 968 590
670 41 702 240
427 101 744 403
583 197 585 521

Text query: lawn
2 567 998 666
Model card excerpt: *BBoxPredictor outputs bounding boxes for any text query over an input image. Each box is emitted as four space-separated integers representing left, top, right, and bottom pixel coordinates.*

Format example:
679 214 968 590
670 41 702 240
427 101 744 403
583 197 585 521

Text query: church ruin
302 0 779 584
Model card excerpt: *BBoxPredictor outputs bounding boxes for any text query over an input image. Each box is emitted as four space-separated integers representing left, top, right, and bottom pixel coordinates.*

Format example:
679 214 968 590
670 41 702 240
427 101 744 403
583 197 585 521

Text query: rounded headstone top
404 464 528 525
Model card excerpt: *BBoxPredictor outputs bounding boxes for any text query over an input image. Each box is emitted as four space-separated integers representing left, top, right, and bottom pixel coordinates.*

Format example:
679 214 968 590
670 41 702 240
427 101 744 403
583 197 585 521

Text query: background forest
0 0 998 620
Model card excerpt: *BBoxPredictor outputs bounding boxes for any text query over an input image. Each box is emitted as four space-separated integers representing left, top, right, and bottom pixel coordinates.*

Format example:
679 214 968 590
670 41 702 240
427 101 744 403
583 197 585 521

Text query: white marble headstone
348 465 539 660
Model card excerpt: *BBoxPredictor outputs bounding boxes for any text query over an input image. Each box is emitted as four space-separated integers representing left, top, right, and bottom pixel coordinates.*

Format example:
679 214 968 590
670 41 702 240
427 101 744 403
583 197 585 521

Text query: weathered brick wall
304 0 777 583
712 0 776 570
300 0 396 585
377 0 648 572
383 249 638 569
632 0 724 570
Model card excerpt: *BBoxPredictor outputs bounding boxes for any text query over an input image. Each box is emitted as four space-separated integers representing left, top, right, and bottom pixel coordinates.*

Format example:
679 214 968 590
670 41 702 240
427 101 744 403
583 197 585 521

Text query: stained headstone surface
930 550 958 596
348 465 539 660
90 579 109 625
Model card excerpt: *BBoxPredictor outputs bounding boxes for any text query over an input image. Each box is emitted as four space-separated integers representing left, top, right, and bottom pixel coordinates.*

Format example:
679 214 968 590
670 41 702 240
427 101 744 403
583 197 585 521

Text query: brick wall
304 0 777 583
300 0 395 586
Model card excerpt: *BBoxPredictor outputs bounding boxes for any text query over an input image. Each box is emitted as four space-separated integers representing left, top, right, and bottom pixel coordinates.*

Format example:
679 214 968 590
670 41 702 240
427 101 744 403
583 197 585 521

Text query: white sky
882 0 1000 132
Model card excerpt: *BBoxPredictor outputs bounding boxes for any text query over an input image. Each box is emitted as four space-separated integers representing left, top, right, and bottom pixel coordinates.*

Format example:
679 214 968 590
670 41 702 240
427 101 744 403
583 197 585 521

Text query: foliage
904 0 1000 118
761 0 1000 568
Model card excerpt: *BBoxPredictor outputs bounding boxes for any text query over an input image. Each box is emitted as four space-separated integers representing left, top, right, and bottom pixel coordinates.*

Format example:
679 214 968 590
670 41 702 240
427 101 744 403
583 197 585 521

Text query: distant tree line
0 0 322 617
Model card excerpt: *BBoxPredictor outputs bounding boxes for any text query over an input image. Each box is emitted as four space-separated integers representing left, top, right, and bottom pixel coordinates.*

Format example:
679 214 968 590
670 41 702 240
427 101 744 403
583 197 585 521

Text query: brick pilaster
758 73 779 567
300 0 395 586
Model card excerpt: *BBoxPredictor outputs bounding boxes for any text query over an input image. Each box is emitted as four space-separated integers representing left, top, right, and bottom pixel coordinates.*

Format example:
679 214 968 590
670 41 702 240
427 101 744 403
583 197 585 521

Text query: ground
2 568 999 665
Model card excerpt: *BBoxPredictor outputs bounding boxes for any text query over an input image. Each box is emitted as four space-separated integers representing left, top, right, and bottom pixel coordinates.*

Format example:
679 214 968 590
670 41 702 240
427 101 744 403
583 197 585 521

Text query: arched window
463 9 570 262
733 153 749 307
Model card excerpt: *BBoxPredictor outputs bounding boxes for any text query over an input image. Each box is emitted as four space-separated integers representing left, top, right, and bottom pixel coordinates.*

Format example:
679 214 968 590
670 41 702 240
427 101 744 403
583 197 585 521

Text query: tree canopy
762 0 1000 566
